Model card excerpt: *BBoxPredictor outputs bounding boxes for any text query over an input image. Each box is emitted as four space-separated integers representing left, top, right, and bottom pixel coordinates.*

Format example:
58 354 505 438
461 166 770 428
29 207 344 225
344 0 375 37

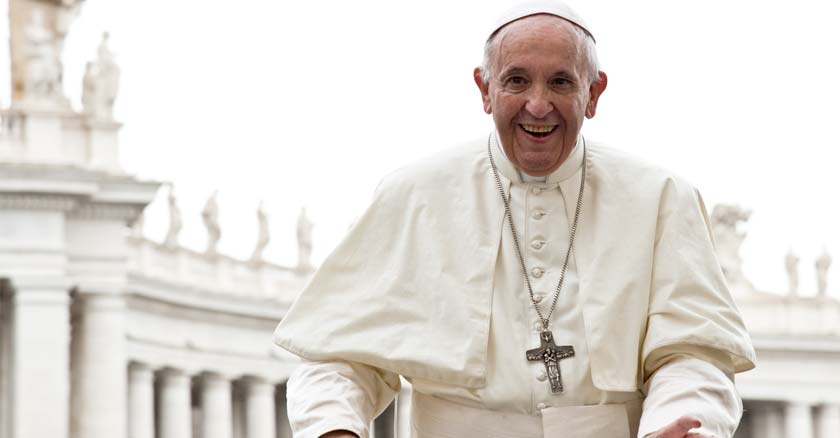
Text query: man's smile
519 124 558 138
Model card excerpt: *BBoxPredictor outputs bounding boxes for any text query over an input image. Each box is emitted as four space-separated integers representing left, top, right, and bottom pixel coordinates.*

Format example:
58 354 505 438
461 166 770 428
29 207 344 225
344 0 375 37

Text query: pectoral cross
526 330 575 394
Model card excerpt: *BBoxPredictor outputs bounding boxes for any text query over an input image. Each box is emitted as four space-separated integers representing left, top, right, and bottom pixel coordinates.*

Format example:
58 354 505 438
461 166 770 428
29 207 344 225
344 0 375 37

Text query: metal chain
487 134 586 330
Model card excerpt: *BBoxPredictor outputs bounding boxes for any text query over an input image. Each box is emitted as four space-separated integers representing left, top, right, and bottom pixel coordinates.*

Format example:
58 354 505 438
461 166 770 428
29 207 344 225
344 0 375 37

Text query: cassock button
537 403 547 410
531 239 544 250
531 209 545 220
531 267 544 278
533 322 543 332
534 294 544 303
530 186 541 195
537 371 547 382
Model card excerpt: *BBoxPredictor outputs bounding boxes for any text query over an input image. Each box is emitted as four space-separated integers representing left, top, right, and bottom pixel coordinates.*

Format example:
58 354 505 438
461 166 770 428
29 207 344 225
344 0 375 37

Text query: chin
515 153 559 176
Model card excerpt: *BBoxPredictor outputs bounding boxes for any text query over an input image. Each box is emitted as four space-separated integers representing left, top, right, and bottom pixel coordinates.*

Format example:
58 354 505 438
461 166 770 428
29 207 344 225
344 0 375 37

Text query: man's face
474 15 607 176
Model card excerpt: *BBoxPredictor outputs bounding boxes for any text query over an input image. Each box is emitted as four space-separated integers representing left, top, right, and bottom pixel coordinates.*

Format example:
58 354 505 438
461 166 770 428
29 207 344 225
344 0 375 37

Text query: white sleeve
286 359 401 438
638 351 742 438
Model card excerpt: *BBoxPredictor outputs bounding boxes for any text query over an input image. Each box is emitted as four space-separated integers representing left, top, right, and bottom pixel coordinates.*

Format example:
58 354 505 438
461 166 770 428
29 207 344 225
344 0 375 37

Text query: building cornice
0 193 78 211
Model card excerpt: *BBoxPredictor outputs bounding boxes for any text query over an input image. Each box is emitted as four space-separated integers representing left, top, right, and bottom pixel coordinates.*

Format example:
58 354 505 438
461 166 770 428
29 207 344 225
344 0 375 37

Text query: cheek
491 94 523 119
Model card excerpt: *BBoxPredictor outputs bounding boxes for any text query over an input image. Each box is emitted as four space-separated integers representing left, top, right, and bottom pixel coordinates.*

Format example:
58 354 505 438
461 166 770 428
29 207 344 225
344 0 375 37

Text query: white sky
2 0 839 297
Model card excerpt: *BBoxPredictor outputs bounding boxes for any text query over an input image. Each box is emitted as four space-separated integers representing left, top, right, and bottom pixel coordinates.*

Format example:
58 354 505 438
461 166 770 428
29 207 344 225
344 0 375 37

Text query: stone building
709 206 840 438
0 1 838 437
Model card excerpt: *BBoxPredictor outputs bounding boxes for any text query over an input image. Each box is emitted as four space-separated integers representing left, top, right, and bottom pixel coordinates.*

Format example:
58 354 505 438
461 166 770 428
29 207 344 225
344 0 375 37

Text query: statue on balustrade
710 204 754 292
164 185 182 249
202 190 221 256
82 32 120 120
296 207 313 272
10 0 84 106
22 9 63 102
251 201 270 264
816 249 832 297
785 249 800 296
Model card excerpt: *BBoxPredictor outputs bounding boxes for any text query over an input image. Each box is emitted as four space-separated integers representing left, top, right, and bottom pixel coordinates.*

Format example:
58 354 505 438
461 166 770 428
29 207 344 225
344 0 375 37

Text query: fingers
654 415 702 438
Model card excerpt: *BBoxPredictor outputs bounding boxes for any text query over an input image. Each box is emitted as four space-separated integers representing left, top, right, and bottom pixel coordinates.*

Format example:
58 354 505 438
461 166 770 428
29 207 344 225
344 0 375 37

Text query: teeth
521 124 556 134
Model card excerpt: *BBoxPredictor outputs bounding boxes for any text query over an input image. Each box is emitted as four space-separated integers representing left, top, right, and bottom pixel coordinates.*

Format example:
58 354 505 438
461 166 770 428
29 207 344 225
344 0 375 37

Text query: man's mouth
520 124 558 138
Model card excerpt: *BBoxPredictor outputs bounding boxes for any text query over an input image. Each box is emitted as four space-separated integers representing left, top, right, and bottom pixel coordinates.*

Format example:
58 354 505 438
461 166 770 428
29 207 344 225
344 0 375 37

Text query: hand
648 416 714 438
320 431 358 438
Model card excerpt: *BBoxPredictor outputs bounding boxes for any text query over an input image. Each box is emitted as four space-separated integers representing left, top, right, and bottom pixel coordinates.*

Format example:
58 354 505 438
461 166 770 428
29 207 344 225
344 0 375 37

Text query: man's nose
524 86 554 119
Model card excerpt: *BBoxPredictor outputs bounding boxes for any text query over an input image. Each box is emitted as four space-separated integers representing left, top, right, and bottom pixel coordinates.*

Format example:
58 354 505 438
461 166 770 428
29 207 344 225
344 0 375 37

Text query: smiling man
273 2 756 438
476 13 605 177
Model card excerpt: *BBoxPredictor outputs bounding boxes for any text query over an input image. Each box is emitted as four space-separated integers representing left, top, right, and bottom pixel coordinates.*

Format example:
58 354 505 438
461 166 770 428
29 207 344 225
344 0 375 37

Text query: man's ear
585 71 608 119
473 67 492 114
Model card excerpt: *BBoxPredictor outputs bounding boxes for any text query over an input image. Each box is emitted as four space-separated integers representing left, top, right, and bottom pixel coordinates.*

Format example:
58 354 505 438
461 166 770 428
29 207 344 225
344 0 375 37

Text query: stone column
70 293 127 438
232 387 246 438
128 363 155 438
275 382 293 438
816 403 840 438
10 278 71 438
243 376 276 438
158 368 192 438
750 403 783 438
201 372 233 438
785 402 814 438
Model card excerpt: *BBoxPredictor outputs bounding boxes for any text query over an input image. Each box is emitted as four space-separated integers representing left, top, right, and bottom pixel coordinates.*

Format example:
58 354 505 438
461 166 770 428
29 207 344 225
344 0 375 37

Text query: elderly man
274 2 756 437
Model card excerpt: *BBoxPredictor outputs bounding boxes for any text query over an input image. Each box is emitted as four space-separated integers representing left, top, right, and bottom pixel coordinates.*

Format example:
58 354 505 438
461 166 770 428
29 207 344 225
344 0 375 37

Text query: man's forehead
493 19 584 74
487 0 594 43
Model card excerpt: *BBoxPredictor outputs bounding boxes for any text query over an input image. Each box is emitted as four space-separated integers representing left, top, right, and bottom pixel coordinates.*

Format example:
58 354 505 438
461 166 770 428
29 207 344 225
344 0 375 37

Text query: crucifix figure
526 330 575 394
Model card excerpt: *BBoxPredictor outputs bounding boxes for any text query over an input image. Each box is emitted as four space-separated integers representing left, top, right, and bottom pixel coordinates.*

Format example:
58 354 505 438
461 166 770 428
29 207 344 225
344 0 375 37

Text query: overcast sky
2 0 838 297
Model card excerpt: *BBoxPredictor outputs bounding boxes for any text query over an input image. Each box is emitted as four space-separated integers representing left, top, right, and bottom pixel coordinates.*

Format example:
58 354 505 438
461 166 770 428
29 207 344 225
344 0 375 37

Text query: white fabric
278 134 753 438
286 361 400 438
487 0 595 42
273 134 755 390
286 354 739 438
640 354 742 438
410 390 640 438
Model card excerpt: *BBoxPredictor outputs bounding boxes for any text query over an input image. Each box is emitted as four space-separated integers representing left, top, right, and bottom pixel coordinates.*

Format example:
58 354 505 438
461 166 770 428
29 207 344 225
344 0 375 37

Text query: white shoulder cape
274 137 756 391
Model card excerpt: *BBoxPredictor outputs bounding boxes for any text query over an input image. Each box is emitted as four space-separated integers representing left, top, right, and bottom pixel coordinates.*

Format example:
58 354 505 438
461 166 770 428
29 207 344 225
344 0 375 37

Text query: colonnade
128 363 293 438
747 400 840 438
127 363 401 438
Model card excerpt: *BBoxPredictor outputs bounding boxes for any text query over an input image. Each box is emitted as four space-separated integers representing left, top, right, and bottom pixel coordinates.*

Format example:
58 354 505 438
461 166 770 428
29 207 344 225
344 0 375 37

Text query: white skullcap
488 0 595 43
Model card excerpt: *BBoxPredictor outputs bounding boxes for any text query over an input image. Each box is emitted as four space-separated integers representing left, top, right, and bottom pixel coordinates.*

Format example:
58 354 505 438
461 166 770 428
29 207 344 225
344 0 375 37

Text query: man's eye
505 76 528 86
551 77 572 88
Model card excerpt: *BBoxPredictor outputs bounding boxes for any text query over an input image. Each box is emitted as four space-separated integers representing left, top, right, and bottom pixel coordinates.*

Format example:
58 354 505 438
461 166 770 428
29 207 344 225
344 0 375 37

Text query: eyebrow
498 67 528 78
499 67 576 79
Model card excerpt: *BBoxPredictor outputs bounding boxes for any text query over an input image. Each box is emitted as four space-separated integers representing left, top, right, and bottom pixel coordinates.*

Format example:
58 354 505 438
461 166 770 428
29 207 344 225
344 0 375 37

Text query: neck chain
486 134 586 331
487 133 586 394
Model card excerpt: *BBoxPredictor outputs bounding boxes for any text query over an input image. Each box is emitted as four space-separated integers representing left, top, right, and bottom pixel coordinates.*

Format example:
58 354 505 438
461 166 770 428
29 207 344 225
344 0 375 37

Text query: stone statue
22 8 63 102
9 0 84 106
82 61 97 112
816 248 832 298
82 32 120 120
250 201 271 264
201 191 221 256
710 204 753 292
296 207 314 271
163 185 182 249
785 249 799 297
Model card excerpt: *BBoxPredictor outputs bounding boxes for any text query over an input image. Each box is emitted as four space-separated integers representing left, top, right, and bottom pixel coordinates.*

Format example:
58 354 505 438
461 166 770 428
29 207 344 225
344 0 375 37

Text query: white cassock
274 132 756 438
